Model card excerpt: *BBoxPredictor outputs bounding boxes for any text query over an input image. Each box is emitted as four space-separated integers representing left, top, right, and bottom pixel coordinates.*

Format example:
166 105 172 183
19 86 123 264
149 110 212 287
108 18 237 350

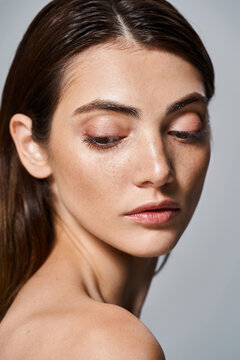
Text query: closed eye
83 130 208 151
168 130 208 142
83 136 124 150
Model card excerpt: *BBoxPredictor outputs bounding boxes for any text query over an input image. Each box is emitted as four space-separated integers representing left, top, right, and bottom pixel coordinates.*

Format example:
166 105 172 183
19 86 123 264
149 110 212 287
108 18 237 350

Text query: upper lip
125 200 180 215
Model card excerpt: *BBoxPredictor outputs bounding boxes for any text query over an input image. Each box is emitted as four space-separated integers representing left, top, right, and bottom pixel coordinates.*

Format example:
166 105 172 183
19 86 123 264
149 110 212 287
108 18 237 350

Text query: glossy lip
124 200 180 225
125 200 180 215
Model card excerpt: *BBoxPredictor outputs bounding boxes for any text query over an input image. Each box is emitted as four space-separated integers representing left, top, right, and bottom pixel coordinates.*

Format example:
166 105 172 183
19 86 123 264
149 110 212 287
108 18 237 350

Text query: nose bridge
134 130 173 187
149 135 167 171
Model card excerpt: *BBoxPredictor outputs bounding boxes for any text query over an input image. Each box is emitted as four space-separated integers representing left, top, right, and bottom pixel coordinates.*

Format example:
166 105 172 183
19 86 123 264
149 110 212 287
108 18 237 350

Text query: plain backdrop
0 1 239 359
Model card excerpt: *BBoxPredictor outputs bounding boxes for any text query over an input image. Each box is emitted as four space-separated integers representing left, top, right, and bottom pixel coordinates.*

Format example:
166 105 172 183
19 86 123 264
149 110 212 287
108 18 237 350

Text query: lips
125 200 180 215
124 200 180 225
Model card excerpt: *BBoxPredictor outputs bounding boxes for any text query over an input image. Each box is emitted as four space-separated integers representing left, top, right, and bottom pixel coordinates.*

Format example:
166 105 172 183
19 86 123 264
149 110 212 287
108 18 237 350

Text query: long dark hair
0 0 214 320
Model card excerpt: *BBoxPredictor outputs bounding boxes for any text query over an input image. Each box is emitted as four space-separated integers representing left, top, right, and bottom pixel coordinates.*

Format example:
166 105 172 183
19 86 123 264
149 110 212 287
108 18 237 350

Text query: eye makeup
169 112 202 132
167 129 209 143
81 106 209 151
83 136 125 150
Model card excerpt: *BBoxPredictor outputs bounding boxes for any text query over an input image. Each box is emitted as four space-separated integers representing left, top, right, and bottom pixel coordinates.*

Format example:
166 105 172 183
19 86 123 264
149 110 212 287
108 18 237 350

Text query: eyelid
168 129 210 144
168 111 204 132
83 136 125 150
80 116 130 135
168 105 207 119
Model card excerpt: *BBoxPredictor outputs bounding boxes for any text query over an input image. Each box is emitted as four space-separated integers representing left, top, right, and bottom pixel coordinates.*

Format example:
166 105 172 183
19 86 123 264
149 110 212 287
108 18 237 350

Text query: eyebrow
166 92 208 115
72 92 208 119
73 99 141 118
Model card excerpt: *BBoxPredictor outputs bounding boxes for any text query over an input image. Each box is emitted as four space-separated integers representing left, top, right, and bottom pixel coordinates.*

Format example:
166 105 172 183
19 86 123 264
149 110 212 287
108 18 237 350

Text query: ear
9 113 52 179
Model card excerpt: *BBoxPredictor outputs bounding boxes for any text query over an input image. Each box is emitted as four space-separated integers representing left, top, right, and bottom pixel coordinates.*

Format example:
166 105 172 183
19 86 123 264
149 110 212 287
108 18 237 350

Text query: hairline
58 38 206 106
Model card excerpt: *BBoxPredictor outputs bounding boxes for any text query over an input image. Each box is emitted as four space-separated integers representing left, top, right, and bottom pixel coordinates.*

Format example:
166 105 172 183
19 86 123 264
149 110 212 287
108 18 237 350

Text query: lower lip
125 210 179 225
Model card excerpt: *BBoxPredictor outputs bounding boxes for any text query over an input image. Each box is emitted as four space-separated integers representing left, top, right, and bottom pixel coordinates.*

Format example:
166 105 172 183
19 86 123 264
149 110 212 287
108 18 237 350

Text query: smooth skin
0 42 210 359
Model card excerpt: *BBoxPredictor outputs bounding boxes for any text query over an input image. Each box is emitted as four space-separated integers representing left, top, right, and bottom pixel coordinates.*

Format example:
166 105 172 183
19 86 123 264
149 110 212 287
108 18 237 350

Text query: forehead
58 43 204 113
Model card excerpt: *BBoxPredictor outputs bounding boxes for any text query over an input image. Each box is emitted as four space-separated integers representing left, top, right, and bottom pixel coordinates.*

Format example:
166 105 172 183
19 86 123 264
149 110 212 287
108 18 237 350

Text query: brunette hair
0 0 214 320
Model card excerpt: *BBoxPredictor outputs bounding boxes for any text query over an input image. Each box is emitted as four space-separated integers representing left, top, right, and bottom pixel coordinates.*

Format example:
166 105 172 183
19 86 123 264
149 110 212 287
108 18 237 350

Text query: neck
50 218 158 317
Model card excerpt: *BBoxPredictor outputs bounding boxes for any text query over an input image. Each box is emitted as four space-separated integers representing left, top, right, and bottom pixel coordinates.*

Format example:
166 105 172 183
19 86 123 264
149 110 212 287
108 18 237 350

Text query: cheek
175 144 210 202
50 140 131 217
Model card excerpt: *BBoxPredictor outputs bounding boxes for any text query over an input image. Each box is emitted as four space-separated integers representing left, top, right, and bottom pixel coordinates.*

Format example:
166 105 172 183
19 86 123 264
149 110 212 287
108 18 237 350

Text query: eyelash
168 130 207 142
83 130 207 151
83 136 124 150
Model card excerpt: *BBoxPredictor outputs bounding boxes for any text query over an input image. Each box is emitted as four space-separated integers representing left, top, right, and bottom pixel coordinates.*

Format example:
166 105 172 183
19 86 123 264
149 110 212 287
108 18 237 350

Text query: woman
0 0 214 358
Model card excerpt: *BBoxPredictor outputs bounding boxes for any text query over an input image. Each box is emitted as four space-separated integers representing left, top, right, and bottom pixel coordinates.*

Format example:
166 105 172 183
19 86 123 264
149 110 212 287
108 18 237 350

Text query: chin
120 230 182 258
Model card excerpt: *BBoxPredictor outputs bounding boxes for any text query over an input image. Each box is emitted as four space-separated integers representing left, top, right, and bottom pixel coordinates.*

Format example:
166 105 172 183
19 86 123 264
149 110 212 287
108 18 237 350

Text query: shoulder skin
0 302 165 360
67 303 166 360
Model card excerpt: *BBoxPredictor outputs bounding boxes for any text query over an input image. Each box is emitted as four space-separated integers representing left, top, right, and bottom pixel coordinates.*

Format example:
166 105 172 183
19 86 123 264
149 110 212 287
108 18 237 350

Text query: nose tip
134 139 174 189
139 161 174 188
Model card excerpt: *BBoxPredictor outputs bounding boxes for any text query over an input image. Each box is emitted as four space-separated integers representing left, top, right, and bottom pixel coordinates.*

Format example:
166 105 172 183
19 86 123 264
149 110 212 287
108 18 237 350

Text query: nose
133 134 174 189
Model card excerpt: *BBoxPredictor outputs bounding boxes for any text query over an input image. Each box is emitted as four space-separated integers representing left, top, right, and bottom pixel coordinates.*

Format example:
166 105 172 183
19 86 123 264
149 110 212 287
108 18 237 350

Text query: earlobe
9 113 52 179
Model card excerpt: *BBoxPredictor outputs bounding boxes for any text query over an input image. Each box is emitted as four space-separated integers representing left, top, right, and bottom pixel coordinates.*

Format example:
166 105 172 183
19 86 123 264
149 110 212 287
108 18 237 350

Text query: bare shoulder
0 302 165 360
71 302 166 360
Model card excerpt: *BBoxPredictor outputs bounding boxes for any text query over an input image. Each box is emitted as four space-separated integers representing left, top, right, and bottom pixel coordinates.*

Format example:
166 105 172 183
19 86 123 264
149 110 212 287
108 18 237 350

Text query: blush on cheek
170 112 202 132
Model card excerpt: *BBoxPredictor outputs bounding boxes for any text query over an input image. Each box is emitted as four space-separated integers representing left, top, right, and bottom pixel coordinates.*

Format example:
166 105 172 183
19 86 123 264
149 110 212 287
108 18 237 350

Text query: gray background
0 1 239 359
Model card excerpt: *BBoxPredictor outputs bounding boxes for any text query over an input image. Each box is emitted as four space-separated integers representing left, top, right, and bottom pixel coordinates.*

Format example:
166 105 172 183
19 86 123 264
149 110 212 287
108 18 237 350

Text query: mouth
124 200 180 225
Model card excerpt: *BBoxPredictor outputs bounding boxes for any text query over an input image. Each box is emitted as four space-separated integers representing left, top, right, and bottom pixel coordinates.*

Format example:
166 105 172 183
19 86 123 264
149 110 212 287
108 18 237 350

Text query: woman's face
48 44 210 257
